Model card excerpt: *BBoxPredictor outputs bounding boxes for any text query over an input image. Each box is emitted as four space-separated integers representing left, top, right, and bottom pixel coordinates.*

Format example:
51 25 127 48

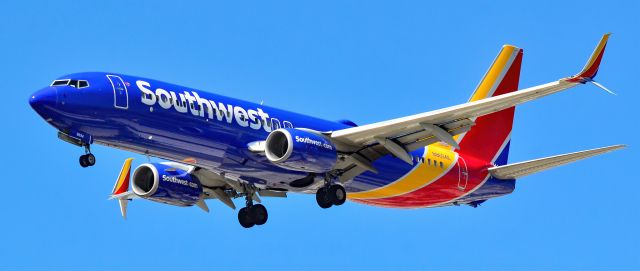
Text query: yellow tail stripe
468 45 517 102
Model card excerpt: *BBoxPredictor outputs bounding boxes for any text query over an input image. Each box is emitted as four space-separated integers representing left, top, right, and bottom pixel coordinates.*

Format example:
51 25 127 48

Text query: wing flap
488 145 625 179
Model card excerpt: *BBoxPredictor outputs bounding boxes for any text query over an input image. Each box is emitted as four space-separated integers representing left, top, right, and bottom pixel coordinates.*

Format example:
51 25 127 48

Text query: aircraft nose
29 87 58 111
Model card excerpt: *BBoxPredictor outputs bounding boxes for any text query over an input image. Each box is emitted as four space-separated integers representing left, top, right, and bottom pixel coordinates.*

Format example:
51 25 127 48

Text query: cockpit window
51 79 70 86
78 80 89 88
50 79 90 88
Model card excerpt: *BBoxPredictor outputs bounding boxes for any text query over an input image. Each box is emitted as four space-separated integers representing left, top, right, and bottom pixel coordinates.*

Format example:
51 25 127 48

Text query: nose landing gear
79 145 96 168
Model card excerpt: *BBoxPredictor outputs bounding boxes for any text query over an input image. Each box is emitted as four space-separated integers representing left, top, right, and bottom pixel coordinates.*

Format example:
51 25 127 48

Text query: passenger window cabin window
440 161 444 168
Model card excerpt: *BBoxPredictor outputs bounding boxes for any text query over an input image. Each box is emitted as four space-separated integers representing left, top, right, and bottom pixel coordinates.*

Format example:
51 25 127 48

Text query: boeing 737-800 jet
29 34 623 228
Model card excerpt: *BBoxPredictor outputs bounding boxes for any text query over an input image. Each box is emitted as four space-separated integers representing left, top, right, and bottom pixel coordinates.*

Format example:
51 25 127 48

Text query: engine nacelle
131 163 203 207
265 128 337 173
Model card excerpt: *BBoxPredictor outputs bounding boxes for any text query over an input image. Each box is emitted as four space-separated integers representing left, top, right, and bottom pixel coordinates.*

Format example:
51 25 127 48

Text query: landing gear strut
237 194 268 228
79 145 96 168
316 173 347 209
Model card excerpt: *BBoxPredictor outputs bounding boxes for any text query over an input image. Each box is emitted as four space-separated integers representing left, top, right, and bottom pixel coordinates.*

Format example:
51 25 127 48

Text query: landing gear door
107 75 128 109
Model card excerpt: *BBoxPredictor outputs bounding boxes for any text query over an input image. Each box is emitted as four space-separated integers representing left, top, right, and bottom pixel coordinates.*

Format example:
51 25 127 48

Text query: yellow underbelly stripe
348 146 457 200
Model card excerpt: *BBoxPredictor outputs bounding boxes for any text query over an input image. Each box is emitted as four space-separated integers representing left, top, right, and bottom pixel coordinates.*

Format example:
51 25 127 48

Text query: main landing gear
79 145 96 168
237 195 268 228
316 173 347 209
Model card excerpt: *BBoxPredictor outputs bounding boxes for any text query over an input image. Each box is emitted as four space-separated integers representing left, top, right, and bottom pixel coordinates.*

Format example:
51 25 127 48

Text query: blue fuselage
29 72 512 205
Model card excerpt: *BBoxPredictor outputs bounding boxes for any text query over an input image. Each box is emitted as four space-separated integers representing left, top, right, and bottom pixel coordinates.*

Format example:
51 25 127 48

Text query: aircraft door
457 154 468 190
107 75 128 109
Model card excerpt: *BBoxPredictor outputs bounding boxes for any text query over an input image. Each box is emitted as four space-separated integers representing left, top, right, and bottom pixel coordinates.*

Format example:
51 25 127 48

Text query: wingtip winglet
112 158 134 196
567 33 611 83
112 158 134 220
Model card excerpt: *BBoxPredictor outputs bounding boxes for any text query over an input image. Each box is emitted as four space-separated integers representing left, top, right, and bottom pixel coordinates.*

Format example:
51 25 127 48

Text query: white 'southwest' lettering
136 80 290 132
162 175 199 188
295 136 334 150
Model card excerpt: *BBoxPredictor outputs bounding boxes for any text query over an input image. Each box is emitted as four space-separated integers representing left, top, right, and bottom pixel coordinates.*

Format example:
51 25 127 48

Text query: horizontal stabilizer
488 145 625 179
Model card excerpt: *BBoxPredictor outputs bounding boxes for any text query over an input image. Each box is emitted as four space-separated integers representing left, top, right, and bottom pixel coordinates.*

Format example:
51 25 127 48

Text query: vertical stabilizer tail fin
457 45 523 165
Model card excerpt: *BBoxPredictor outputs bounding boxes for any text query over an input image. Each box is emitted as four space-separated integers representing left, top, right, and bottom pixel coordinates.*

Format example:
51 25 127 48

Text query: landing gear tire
79 153 96 168
238 204 268 228
79 144 95 168
250 204 268 225
238 207 255 228
316 185 346 208
316 187 333 209
328 185 346 206
79 155 88 168
85 153 96 166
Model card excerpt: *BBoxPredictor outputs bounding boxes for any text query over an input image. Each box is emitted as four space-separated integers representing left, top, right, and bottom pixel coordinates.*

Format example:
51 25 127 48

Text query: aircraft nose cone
29 87 58 112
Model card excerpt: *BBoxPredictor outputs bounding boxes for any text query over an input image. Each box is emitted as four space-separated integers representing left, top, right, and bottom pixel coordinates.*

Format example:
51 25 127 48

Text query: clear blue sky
1 1 638 270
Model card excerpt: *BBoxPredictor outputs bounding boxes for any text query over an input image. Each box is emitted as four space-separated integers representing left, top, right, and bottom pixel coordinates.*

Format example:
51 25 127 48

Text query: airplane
29 34 624 228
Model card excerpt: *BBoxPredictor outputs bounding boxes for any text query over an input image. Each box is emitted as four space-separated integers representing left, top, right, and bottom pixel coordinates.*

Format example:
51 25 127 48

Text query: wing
330 34 611 179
